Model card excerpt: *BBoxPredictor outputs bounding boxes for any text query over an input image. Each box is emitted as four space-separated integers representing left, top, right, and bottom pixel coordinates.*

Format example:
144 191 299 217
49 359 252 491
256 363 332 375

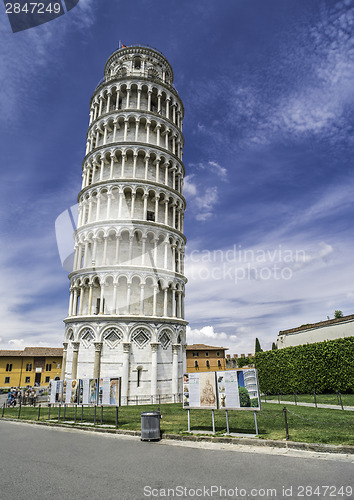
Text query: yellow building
186 344 227 372
0 347 63 388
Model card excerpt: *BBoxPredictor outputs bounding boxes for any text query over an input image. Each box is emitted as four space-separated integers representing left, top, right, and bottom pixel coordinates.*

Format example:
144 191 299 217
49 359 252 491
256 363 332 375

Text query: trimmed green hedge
237 356 254 368
255 337 354 393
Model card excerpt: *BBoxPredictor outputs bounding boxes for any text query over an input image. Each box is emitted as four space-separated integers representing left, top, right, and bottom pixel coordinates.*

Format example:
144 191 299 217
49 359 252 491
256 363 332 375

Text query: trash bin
141 411 161 441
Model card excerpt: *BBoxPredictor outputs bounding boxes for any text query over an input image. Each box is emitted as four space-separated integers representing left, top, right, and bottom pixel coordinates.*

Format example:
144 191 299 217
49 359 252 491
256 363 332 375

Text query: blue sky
1 0 353 354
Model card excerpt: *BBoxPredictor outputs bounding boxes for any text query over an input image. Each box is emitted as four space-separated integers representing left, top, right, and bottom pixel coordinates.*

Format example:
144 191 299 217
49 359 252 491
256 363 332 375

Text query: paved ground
1 421 353 500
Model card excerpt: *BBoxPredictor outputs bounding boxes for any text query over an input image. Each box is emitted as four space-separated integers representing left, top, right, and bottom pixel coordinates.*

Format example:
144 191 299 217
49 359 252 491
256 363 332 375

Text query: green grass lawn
262 393 354 406
2 402 354 446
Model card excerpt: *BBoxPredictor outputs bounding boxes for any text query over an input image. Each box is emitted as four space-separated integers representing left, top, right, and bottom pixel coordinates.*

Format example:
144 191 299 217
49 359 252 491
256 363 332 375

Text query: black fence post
94 405 97 425
48 404 51 420
294 391 297 405
338 392 344 411
74 404 77 424
58 404 61 421
115 406 118 428
18 401 22 419
2 402 5 418
63 404 66 422
283 407 289 440
81 404 84 423
101 405 103 425
264 392 267 403
313 391 317 408
37 404 41 421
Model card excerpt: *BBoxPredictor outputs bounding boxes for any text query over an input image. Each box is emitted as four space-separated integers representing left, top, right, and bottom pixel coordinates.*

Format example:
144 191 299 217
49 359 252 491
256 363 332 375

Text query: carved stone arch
117 227 132 240
95 229 105 242
73 277 81 288
116 65 127 78
145 274 158 288
91 274 100 287
175 280 184 292
131 270 143 281
78 326 96 347
82 276 90 286
129 324 153 347
66 328 75 342
132 227 144 240
112 82 120 93
117 272 129 283
157 326 173 349
101 272 114 285
101 326 123 347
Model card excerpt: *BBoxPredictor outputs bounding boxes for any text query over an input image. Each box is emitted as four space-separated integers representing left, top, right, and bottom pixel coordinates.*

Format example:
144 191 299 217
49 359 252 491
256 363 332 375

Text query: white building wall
277 317 354 349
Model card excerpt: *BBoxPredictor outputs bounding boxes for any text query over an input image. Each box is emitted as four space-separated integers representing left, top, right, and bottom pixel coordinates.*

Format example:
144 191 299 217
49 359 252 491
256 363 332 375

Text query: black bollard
313 391 317 408
283 407 289 440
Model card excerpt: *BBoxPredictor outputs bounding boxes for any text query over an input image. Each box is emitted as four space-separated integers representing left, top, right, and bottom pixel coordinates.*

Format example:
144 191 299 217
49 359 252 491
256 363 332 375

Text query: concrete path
264 399 354 411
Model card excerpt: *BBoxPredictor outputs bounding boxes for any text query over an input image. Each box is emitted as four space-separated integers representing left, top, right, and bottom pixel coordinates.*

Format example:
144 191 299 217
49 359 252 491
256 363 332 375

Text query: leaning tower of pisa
61 45 187 404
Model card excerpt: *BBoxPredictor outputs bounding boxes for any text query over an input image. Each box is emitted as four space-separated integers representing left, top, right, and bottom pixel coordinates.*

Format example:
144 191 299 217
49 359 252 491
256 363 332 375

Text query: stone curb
2 417 354 455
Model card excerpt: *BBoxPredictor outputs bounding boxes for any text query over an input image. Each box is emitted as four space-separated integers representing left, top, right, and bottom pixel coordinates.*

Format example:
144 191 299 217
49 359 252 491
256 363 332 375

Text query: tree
272 342 277 350
255 337 263 353
238 386 251 407
334 310 343 319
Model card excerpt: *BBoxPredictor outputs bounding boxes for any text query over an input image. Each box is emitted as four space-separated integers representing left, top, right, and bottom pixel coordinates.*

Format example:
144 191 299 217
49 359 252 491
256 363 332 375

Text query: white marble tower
62 45 187 404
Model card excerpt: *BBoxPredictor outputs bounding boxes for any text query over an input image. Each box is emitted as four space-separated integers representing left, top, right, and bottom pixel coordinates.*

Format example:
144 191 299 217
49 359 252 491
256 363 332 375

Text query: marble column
71 342 80 379
93 342 103 379
61 342 68 379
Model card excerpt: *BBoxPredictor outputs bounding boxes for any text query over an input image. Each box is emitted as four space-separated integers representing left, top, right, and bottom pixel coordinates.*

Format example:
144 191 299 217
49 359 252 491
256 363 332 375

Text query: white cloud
184 174 219 221
183 175 197 196
195 187 218 221
8 339 25 348
186 325 228 344
208 161 228 180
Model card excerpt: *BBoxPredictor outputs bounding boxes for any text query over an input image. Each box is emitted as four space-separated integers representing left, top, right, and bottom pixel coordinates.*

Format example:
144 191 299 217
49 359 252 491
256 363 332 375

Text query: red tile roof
186 344 227 350
0 347 63 357
279 313 354 336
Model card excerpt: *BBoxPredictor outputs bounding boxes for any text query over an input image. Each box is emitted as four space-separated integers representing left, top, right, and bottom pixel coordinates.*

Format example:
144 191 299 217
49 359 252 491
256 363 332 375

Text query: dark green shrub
239 386 251 407
237 356 254 368
255 337 354 394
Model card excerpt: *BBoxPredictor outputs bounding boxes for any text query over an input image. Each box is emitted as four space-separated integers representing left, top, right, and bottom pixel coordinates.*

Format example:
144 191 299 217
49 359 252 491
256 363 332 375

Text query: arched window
134 57 141 70
137 367 142 387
